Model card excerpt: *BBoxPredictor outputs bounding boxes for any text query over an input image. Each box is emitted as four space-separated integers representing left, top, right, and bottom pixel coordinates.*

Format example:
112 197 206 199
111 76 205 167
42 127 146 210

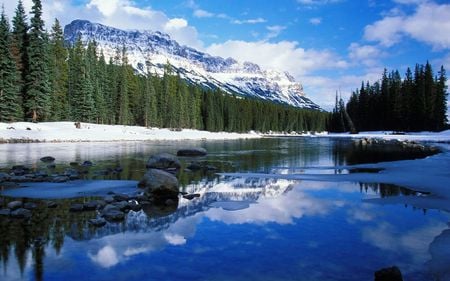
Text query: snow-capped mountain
64 20 321 110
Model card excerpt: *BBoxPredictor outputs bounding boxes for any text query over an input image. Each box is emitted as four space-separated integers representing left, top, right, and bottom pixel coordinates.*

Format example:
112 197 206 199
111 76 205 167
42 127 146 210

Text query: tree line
329 62 448 132
0 0 327 133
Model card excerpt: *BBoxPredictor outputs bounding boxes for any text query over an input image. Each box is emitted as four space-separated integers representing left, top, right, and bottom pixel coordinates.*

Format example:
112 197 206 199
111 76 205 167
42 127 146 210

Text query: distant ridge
64 20 321 110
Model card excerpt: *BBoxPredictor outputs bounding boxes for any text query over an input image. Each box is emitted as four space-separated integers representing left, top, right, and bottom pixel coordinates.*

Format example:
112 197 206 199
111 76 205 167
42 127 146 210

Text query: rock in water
7 201 22 210
145 153 181 170
40 156 55 163
69 203 84 212
10 208 32 219
177 148 207 157
88 218 107 227
374 266 403 281
183 193 201 200
101 205 125 221
138 169 179 199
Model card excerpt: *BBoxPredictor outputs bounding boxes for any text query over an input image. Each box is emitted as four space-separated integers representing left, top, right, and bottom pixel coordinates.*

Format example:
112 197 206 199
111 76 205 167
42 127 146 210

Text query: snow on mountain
64 20 321 110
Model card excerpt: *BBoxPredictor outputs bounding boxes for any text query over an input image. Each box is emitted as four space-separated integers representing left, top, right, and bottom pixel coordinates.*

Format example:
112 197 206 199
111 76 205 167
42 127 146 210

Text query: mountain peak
64 20 321 110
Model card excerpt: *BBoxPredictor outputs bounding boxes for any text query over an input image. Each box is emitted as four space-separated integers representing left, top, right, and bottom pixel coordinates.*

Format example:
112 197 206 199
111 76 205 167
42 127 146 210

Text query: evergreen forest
0 0 327 133
329 63 448 132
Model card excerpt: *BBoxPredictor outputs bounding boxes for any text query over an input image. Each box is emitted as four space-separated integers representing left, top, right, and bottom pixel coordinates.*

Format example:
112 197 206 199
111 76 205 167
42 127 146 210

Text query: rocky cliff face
64 20 321 110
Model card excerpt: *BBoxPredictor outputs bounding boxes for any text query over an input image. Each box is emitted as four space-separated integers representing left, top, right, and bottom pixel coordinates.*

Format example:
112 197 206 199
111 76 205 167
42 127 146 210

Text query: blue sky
2 0 450 110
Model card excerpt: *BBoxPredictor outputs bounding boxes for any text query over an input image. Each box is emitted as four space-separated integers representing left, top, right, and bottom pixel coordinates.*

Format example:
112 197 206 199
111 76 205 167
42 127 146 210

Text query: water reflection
0 138 448 281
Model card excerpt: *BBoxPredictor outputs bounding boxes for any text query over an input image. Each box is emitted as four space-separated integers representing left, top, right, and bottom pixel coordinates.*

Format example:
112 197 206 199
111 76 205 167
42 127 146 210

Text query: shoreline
1 121 450 144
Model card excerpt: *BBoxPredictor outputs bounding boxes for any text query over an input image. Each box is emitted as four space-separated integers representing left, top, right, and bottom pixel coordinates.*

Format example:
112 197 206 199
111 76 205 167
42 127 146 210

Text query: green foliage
48 18 68 120
337 63 448 132
0 9 22 121
24 0 50 122
1 2 328 132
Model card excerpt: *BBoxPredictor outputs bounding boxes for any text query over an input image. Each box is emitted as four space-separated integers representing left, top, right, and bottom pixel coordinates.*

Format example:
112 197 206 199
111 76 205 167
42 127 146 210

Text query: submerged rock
7 201 22 210
183 193 201 200
84 201 100 211
23 202 37 210
88 218 107 227
69 203 84 212
40 156 55 163
176 147 207 157
101 205 125 221
113 194 129 202
374 266 403 281
51 176 70 183
146 153 181 170
82 160 93 167
10 208 32 219
46 201 58 208
138 169 179 199
0 209 11 216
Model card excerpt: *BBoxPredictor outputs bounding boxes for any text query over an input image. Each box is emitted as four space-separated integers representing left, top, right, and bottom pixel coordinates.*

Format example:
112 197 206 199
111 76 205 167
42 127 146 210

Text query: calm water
0 138 449 281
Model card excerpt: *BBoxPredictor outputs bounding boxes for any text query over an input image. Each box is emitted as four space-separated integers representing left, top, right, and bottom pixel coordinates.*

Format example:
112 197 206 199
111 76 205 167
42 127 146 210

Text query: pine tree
48 18 68 120
25 0 50 122
0 9 22 121
10 0 28 115
117 46 130 125
434 66 448 131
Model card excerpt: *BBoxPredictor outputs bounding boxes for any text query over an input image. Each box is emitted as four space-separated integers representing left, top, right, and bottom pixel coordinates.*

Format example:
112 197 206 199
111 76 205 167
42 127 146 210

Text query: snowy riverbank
1 121 450 143
0 122 261 142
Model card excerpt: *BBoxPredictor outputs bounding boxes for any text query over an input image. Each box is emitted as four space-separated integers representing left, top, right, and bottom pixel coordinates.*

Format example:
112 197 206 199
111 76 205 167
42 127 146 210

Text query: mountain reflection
0 138 448 281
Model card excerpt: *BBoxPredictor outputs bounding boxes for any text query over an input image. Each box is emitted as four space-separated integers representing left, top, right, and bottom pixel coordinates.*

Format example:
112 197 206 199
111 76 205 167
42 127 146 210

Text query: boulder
10 208 32 219
112 201 130 211
128 200 142 212
9 176 28 182
101 205 125 222
84 201 100 211
23 202 38 210
51 176 69 183
0 209 11 216
374 266 403 281
183 193 201 200
113 194 129 202
138 169 179 199
7 201 22 210
46 201 58 208
82 160 93 167
88 218 107 227
40 156 55 163
146 153 181 170
177 147 207 157
69 203 84 212
0 172 10 181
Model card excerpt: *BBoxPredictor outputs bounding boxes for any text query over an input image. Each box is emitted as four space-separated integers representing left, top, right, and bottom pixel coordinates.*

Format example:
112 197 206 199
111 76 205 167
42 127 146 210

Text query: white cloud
297 0 343 5
309 17 322 25
207 40 347 77
87 0 120 17
164 233 187 245
232 17 267 24
207 40 350 109
266 25 286 39
88 245 119 268
1 0 205 49
348 43 385 66
193 9 214 18
365 2 450 50
165 18 188 30
393 0 427 5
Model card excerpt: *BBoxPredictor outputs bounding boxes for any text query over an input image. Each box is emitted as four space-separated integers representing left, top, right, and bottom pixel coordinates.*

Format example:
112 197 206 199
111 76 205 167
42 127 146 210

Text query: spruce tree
0 9 22 121
435 66 448 131
48 18 68 120
11 0 28 115
25 0 50 122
